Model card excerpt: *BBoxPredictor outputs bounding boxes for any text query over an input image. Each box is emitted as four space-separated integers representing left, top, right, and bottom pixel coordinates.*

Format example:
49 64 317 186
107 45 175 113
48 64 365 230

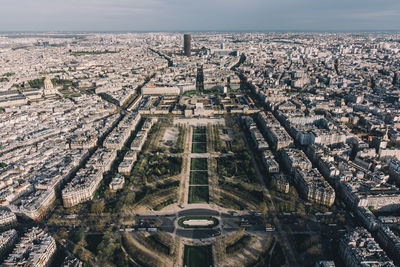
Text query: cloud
352 10 400 19
0 0 399 31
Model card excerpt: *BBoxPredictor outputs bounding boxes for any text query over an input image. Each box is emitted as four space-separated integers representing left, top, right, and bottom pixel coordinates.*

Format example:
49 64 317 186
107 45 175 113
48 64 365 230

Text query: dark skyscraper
184 34 191 57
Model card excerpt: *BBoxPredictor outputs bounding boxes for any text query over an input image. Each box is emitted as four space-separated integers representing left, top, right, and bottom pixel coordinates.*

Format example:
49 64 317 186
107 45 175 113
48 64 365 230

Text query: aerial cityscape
1 1 400 267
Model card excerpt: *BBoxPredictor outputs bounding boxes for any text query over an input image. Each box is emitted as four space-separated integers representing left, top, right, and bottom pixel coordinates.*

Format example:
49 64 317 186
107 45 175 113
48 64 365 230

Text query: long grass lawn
188 186 209 203
183 245 213 267
193 134 206 143
190 158 208 171
192 142 207 153
190 171 208 185
193 127 207 135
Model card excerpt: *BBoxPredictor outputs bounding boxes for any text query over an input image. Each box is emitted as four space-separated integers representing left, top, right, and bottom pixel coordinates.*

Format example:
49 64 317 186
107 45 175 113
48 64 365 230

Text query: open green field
58 88 82 99
192 142 207 153
191 126 207 153
190 158 208 171
183 245 213 267
190 171 209 185
193 127 207 135
193 134 207 143
188 186 209 203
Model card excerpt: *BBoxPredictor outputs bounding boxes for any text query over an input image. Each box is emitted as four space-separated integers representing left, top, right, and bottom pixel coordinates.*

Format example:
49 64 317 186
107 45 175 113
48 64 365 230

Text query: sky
0 0 399 32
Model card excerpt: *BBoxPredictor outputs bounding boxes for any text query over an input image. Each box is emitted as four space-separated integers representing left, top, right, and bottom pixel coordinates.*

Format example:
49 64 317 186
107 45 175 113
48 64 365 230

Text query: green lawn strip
192 134 207 143
59 88 82 98
193 127 207 135
71 50 119 55
192 142 207 153
190 171 209 185
183 245 213 267
190 158 208 171
178 216 219 228
188 186 209 203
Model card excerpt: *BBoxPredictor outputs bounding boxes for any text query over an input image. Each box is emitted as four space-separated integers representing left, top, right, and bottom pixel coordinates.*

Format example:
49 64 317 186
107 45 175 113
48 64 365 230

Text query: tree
124 192 135 205
78 236 88 248
260 201 269 221
104 189 115 201
97 227 118 263
91 200 105 215
242 151 252 161
77 247 93 263
92 218 106 232
58 229 68 240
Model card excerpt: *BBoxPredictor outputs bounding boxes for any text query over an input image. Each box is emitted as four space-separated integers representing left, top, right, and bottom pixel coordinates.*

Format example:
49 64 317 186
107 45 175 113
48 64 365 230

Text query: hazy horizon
1 30 400 34
0 0 399 32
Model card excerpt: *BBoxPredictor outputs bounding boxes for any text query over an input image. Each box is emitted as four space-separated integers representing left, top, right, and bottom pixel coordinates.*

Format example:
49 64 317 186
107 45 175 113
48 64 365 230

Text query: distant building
262 151 280 174
0 210 17 230
124 151 137 161
294 167 336 206
118 160 135 174
0 229 18 259
0 90 28 108
43 75 57 97
4 227 56 267
339 228 395 267
271 173 290 193
340 180 400 210
184 34 191 57
142 85 180 96
376 226 400 264
9 188 56 221
62 255 83 267
194 103 205 116
242 116 269 150
355 207 380 231
211 49 238 57
109 174 125 191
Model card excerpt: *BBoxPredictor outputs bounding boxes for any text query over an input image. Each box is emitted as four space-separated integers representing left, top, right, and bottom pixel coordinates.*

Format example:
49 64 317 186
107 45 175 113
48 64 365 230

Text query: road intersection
132 207 265 240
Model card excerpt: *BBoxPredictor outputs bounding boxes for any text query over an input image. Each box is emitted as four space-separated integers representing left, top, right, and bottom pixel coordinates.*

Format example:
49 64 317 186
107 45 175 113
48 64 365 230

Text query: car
212 230 221 237
228 211 238 216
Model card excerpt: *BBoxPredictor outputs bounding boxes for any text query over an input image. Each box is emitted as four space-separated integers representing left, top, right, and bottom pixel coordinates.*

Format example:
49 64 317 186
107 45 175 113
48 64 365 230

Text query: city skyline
1 1 400 265
1 29 400 267
0 0 400 32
